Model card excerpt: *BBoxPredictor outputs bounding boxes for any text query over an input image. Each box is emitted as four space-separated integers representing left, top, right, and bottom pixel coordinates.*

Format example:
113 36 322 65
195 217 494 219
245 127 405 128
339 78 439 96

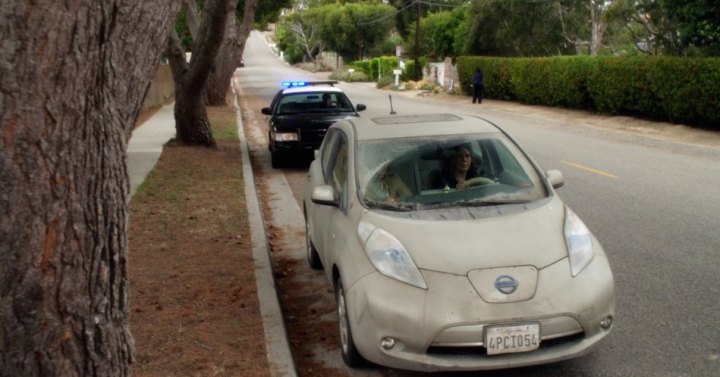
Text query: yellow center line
560 160 619 179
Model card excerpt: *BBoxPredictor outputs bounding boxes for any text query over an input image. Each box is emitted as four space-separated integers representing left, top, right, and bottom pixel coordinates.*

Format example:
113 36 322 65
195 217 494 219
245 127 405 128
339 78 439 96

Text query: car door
308 130 341 260
314 132 351 265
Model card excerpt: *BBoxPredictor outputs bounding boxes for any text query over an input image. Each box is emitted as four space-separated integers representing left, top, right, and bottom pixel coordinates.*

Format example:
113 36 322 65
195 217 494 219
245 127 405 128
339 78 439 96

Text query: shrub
330 69 369 82
376 76 394 89
456 55 720 128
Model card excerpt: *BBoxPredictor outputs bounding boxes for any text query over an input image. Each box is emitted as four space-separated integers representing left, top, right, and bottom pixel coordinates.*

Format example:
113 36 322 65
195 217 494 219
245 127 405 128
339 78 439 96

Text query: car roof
280 86 344 95
344 114 502 141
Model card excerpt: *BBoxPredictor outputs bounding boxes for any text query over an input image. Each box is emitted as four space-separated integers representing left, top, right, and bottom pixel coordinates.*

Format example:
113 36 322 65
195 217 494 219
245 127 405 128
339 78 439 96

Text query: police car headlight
273 132 298 142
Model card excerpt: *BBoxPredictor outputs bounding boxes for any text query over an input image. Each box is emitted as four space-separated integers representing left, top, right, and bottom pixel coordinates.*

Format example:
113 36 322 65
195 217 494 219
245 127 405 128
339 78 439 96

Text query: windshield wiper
422 198 530 209
364 199 417 211
457 198 531 207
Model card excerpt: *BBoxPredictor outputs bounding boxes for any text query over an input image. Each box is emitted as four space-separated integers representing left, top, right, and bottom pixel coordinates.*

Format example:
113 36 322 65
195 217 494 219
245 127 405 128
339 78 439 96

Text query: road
235 30 720 377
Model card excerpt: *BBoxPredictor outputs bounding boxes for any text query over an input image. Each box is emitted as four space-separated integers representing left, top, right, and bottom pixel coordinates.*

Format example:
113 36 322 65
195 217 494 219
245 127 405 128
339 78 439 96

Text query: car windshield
357 134 547 210
276 92 354 114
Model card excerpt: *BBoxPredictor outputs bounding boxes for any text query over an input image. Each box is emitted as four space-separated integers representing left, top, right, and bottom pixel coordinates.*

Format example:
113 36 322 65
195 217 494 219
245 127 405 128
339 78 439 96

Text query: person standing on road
472 67 484 104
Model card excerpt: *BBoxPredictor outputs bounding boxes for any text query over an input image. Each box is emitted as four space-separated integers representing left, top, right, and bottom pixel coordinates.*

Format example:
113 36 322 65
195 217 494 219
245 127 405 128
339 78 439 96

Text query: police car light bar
281 80 338 88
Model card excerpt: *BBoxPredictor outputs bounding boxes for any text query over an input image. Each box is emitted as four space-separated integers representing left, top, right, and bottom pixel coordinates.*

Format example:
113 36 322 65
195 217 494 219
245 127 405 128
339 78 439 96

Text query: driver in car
432 144 480 190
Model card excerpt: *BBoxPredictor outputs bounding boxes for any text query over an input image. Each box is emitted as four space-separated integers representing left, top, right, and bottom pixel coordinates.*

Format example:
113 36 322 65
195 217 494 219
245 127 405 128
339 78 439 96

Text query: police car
261 80 366 168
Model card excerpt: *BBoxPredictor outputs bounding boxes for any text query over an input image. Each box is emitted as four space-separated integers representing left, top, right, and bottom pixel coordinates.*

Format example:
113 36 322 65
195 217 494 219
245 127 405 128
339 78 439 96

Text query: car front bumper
344 254 615 372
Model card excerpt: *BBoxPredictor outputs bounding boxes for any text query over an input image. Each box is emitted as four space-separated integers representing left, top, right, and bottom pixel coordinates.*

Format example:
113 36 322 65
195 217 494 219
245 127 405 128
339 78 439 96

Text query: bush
330 69 369 82
457 55 720 128
376 76 394 89
404 81 417 90
418 80 435 91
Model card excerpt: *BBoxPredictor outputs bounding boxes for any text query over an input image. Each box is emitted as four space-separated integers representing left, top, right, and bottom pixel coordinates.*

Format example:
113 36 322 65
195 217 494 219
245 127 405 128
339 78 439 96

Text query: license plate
485 323 540 355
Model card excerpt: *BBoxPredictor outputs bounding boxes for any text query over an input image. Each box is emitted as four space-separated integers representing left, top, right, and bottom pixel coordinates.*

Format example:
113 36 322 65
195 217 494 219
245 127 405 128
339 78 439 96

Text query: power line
417 0 468 8
358 0 415 26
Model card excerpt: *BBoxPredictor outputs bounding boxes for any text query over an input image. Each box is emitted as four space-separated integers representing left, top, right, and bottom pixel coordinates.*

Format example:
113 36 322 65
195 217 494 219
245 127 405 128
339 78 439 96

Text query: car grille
425 332 585 357
298 128 327 147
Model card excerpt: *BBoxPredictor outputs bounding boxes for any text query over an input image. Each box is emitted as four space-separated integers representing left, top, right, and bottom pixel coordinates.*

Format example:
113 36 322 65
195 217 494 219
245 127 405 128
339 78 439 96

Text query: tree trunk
207 3 239 106
167 0 234 146
207 0 259 106
0 1 181 376
589 0 607 56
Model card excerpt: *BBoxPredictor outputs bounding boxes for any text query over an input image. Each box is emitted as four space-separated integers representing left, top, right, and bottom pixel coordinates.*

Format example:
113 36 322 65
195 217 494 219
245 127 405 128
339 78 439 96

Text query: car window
320 131 338 181
269 90 283 112
356 134 546 209
276 92 354 114
330 138 349 209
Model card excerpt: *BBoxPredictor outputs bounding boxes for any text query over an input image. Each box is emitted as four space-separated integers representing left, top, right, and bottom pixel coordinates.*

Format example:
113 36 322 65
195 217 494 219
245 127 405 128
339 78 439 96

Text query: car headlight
357 221 427 289
273 132 298 142
564 207 594 277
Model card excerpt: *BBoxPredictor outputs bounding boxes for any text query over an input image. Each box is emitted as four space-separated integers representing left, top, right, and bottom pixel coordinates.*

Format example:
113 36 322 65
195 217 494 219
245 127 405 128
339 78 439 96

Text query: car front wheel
336 279 365 367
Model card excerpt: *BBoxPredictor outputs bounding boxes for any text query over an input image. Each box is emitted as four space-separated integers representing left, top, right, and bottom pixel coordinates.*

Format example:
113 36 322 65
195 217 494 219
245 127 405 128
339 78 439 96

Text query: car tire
305 218 322 270
270 150 284 169
336 279 366 367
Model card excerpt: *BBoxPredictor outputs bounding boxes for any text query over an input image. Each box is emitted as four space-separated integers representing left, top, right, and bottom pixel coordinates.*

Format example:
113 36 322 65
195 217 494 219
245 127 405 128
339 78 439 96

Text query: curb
232 82 298 377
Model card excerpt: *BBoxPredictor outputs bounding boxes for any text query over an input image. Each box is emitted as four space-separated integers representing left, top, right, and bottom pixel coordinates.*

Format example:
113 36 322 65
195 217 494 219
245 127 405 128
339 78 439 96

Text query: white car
303 114 615 372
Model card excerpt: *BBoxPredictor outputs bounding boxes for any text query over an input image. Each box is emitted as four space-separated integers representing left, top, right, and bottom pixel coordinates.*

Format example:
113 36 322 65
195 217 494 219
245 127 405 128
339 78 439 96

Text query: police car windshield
276 92 354 114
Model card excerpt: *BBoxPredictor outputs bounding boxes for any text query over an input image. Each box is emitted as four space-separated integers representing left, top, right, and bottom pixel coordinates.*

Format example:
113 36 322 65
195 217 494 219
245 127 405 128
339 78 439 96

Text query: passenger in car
366 166 412 202
431 145 480 190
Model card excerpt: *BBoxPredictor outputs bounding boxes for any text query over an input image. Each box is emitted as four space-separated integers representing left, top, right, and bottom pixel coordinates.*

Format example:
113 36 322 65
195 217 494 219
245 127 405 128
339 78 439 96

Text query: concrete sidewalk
126 102 297 377
126 103 176 197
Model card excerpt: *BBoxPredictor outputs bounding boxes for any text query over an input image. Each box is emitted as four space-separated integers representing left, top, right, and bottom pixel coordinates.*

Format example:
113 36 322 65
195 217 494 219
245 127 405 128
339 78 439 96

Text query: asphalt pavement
127 100 298 377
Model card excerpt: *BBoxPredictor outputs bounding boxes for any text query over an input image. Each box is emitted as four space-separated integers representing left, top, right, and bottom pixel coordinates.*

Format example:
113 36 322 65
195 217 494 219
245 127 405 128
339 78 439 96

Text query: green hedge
457 56 720 128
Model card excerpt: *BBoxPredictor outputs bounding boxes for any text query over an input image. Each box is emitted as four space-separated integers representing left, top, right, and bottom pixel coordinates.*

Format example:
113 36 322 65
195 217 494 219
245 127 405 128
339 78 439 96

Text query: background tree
465 0 581 56
403 7 467 59
0 1 181 375
666 0 720 56
604 0 685 56
278 7 325 66
318 1 396 61
206 0 260 105
166 0 235 147
390 0 466 39
252 0 295 27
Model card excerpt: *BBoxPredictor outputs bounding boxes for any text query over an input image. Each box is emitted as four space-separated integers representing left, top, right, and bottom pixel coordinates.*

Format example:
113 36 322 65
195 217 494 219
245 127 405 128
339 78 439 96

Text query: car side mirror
261 107 272 115
311 185 339 207
546 169 564 189
355 104 366 112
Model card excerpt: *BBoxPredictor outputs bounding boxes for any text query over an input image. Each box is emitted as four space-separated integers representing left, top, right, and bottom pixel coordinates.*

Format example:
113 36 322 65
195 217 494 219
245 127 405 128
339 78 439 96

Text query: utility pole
414 0 420 81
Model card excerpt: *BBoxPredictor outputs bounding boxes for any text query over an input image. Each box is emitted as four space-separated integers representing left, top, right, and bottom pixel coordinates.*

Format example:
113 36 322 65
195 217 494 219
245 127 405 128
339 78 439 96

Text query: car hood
272 113 356 130
360 196 568 275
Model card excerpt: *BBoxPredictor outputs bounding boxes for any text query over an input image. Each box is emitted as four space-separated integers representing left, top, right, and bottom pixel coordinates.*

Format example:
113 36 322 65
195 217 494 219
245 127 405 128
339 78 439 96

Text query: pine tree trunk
0 1 181 376
206 0 259 106
167 0 234 147
207 8 239 106
175 81 217 146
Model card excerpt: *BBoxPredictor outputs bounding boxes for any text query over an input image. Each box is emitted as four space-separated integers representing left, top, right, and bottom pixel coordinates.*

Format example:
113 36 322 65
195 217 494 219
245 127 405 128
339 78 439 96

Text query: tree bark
0 1 181 376
207 0 259 106
167 0 234 146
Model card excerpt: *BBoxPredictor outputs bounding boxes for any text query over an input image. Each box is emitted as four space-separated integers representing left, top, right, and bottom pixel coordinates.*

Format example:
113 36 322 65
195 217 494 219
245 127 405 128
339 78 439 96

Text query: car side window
330 138 349 209
269 90 283 113
320 131 338 181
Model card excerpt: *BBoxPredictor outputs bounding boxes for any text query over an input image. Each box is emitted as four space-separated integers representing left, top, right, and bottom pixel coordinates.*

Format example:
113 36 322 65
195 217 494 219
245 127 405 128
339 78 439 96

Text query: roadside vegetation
129 103 270 376
273 0 720 127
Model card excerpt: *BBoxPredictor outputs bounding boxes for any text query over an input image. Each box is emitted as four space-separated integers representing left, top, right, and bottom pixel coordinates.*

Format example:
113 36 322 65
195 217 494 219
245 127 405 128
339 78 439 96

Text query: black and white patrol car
261 80 366 168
